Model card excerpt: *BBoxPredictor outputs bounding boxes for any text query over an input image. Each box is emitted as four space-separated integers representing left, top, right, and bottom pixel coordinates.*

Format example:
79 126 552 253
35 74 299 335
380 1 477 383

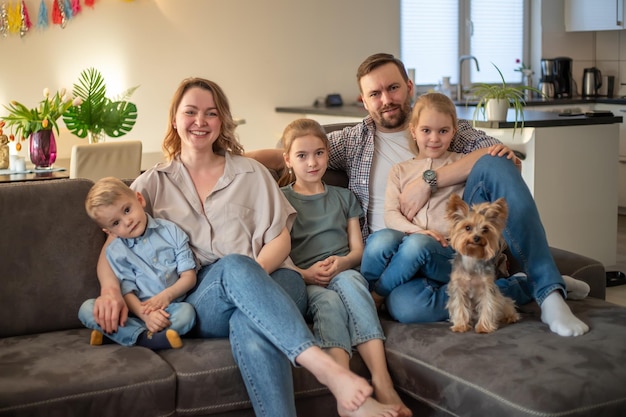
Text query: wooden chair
69 140 143 182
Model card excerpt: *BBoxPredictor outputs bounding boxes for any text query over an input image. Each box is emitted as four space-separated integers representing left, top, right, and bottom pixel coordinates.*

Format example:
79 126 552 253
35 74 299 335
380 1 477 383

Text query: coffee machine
554 57 574 98
539 59 557 98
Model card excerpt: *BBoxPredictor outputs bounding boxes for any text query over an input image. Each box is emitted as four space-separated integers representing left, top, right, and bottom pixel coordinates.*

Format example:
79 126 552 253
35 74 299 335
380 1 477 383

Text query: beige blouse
131 153 296 268
384 152 465 236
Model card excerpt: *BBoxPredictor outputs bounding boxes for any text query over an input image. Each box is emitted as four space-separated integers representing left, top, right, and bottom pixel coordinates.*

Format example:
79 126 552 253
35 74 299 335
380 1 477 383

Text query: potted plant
63 68 139 144
470 63 542 131
1 88 79 168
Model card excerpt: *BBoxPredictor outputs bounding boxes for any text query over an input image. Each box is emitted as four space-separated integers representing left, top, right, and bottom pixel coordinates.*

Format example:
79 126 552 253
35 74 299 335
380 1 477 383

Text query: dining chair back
70 140 142 182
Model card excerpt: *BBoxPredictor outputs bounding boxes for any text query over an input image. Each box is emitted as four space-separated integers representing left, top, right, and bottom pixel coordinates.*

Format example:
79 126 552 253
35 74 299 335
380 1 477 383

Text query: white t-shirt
368 129 417 232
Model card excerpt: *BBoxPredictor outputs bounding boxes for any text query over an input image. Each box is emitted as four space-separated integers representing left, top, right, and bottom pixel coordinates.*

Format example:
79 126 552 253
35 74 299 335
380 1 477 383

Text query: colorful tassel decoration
63 0 72 19
7 1 21 34
20 0 31 36
71 0 81 15
37 0 48 28
0 3 7 38
52 0 66 27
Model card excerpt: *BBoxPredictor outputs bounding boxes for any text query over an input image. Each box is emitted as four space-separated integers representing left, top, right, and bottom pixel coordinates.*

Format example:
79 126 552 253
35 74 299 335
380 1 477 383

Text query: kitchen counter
275 104 623 128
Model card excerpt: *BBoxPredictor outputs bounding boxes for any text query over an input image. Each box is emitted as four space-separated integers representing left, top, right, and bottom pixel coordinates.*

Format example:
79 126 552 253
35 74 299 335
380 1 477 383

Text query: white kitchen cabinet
482 124 618 266
564 0 625 31
594 104 626 210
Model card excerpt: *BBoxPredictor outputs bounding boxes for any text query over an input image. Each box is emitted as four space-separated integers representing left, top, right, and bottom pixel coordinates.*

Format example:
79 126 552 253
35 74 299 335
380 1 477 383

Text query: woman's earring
288 168 293 175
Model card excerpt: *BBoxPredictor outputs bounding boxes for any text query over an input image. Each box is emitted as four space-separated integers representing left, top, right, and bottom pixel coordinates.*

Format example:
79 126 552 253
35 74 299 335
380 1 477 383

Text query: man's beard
374 97 412 130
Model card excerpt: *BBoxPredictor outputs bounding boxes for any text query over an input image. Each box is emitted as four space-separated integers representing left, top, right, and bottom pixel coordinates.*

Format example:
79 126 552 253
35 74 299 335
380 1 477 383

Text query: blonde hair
162 77 244 161
85 177 136 226
277 118 329 187
410 92 458 132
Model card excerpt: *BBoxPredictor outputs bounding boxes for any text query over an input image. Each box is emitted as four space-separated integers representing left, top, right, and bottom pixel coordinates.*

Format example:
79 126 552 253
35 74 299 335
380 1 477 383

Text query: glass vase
29 130 57 169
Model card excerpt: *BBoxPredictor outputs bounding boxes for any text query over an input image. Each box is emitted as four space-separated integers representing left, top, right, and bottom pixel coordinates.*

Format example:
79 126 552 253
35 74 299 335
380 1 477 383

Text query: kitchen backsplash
542 30 626 98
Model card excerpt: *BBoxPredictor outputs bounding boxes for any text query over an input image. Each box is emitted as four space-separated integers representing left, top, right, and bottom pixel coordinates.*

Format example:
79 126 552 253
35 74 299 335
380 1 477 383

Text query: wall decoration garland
0 0 97 37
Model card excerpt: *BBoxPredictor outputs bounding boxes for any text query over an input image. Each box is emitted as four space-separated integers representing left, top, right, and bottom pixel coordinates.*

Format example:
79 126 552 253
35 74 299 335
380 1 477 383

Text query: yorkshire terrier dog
445 194 519 333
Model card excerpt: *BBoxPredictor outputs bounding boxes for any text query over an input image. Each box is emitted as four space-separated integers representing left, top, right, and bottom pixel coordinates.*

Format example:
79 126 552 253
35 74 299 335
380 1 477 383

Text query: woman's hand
94 287 128 334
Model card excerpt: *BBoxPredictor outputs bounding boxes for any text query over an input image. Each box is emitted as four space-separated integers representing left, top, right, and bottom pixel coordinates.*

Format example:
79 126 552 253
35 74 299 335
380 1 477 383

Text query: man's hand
399 177 431 221
93 289 129 334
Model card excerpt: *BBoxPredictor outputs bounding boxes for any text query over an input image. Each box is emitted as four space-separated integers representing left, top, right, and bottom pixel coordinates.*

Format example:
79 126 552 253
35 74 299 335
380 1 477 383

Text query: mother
91 77 373 416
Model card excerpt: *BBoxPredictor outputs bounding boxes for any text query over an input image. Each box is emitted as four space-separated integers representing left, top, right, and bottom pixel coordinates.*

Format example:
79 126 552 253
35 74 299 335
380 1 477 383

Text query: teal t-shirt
281 183 363 269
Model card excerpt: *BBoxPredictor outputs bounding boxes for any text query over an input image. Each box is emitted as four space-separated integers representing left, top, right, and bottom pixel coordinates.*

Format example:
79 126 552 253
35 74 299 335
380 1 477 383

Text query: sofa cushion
157 337 370 416
0 179 104 338
0 329 176 417
382 297 626 417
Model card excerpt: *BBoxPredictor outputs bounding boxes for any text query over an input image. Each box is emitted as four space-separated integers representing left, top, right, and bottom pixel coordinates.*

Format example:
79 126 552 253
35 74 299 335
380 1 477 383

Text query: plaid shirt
327 115 501 240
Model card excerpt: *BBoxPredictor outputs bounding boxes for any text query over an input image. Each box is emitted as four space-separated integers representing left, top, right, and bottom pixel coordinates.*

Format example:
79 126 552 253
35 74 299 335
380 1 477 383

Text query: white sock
540 291 589 336
562 275 590 300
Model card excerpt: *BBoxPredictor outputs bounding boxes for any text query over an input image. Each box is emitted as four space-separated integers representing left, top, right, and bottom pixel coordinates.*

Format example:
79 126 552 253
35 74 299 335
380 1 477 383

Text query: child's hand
144 309 171 333
141 292 171 315
306 259 335 286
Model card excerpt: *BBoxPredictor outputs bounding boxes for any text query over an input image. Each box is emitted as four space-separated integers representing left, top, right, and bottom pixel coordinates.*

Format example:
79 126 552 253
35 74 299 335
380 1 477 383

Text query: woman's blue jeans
306 270 384 354
184 254 313 417
78 300 196 346
365 155 565 323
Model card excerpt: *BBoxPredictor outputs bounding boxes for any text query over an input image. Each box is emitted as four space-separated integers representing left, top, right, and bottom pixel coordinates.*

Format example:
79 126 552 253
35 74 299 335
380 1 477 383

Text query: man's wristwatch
422 169 438 193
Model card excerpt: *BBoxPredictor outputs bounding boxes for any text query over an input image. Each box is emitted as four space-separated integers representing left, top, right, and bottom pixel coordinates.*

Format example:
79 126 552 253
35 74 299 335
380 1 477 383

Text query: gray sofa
1 175 626 417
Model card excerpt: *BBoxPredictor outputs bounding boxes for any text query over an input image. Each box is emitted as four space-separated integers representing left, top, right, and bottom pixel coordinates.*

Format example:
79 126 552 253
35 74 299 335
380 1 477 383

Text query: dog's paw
475 322 497 333
450 323 472 332
503 312 520 324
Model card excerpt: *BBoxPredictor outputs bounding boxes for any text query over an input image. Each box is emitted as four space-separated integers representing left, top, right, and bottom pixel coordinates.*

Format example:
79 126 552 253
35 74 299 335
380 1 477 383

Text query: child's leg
356 339 412 417
78 298 145 346
165 302 196 335
372 233 454 299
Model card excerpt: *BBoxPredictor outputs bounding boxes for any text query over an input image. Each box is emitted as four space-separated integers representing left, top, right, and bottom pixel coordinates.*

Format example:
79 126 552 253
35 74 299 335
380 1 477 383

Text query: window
401 0 527 87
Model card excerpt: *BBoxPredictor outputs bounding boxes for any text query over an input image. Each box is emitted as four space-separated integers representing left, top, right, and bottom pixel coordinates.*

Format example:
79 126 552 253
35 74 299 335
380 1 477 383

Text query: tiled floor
604 215 626 307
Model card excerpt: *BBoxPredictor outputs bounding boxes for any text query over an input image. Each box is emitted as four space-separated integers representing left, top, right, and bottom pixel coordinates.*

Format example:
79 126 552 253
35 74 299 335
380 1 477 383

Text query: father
250 53 589 337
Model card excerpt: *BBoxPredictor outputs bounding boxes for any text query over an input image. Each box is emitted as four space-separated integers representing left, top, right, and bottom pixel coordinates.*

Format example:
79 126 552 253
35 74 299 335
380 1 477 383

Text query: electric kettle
582 67 602 97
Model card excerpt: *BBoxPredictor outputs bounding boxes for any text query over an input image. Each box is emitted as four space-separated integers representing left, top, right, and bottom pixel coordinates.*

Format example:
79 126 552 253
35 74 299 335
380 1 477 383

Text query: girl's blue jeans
306 269 384 354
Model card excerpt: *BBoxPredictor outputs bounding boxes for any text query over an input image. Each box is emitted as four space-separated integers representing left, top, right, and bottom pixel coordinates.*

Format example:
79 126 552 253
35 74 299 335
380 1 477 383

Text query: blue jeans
361 229 455 296
78 300 196 346
306 270 384 354
184 254 313 417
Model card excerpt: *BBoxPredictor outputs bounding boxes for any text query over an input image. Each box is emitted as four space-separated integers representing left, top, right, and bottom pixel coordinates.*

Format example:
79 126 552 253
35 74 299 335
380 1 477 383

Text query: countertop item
275 103 623 128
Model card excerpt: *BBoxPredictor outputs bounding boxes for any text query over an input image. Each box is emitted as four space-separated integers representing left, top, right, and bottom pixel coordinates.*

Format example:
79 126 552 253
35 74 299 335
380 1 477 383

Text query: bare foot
339 396 401 417
373 381 412 417
298 348 373 412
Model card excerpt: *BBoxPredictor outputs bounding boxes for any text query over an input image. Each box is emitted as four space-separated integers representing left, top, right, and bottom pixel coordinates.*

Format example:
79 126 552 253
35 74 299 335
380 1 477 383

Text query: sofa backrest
0 179 105 337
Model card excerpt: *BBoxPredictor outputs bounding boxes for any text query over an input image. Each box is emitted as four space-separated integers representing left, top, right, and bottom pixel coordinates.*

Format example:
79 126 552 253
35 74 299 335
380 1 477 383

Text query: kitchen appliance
554 57 573 98
537 80 555 99
582 67 602 97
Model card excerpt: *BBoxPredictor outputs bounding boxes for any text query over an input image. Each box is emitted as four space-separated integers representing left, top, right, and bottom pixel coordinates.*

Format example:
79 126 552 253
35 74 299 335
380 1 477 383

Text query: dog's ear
446 194 468 222
481 198 508 228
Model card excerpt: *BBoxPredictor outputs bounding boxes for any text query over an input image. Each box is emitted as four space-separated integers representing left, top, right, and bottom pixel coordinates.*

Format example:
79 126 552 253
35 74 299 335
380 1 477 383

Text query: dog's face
446 194 508 260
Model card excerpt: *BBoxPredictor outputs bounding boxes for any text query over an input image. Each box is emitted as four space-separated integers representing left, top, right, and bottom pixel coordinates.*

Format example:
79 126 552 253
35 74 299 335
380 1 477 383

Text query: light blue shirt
106 214 197 302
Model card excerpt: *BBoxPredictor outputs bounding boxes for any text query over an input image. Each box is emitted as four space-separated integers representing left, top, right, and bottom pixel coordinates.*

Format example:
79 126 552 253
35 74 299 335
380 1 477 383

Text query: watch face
424 170 436 181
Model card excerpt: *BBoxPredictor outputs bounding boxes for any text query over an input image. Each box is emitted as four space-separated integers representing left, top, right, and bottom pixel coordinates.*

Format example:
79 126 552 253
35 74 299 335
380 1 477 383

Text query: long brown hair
162 77 244 160
277 118 329 187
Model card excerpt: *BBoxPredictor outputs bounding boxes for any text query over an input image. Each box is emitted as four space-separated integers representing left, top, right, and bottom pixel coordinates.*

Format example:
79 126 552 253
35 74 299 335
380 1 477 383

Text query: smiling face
284 134 328 188
410 106 456 159
359 62 414 132
174 86 222 154
94 192 148 239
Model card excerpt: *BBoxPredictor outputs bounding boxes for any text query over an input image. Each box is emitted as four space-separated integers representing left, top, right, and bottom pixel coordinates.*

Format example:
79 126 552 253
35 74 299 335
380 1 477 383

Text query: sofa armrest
550 246 606 300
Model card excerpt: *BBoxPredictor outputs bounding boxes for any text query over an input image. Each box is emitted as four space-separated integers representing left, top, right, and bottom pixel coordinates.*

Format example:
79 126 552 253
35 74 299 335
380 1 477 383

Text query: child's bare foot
338 397 401 417
298 347 373 411
373 384 412 417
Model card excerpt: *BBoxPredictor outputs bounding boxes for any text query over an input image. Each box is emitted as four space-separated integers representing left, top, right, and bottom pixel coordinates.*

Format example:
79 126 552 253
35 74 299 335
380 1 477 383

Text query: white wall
0 0 399 153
